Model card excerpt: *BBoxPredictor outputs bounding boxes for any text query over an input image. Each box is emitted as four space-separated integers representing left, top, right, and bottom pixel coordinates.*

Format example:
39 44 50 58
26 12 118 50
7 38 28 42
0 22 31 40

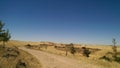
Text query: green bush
82 47 91 57
70 46 76 55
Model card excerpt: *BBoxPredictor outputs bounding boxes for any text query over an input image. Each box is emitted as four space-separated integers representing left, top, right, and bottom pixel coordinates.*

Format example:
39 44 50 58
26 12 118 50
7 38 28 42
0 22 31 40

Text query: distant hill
2 40 56 47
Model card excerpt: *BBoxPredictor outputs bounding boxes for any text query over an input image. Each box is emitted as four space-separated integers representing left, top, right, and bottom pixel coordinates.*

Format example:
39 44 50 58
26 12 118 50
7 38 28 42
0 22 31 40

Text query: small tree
112 38 117 59
2 29 11 47
65 45 68 56
0 21 11 47
0 21 5 42
100 38 120 62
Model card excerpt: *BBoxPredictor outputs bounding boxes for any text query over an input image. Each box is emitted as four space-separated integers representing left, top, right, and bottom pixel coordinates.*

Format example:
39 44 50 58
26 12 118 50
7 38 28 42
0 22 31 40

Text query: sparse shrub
70 44 76 55
82 47 91 57
99 56 111 61
26 44 31 48
54 45 57 48
2 47 20 58
2 53 18 58
16 59 27 68
114 57 120 63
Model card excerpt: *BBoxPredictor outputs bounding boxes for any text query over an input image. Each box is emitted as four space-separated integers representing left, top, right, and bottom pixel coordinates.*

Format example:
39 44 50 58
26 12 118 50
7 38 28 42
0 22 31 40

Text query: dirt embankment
0 46 41 68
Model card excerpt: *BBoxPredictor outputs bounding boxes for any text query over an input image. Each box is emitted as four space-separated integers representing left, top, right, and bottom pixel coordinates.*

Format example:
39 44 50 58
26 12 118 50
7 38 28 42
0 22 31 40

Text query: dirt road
20 47 101 68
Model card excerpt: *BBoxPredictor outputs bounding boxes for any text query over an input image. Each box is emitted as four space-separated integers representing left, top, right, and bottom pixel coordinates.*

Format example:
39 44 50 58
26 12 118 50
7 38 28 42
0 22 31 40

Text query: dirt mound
0 46 41 68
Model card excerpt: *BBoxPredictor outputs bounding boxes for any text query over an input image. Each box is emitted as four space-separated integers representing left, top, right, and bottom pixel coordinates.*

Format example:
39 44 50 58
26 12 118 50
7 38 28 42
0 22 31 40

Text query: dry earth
20 47 102 68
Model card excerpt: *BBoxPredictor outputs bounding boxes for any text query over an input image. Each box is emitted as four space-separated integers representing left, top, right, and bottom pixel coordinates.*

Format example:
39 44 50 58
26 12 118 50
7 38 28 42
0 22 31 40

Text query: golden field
0 40 120 68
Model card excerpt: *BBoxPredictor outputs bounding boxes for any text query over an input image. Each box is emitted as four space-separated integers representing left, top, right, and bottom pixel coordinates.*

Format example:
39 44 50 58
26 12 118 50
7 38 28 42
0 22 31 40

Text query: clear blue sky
0 0 120 45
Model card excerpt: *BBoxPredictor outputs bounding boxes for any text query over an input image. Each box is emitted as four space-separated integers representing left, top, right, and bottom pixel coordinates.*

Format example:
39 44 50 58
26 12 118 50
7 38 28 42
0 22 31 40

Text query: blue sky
0 0 120 44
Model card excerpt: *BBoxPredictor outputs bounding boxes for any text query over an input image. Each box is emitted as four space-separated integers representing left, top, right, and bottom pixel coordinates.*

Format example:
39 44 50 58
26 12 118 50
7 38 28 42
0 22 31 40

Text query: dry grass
1 40 120 68
0 46 41 68
28 44 120 68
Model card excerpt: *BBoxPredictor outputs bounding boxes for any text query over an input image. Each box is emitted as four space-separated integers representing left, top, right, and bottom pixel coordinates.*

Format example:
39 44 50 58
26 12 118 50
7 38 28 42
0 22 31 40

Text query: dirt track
20 47 101 68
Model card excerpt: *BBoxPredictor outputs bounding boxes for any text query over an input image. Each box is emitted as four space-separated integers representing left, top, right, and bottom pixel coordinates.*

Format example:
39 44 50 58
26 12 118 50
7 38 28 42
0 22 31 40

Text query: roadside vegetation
0 21 41 68
25 42 120 68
